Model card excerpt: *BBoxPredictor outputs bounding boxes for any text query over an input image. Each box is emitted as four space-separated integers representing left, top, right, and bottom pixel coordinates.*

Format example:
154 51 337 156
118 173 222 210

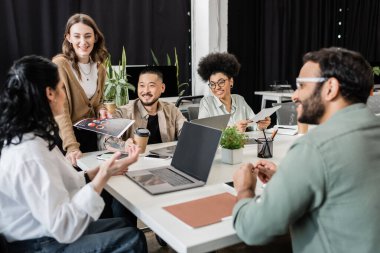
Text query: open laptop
191 114 230 130
126 121 222 195
149 114 230 157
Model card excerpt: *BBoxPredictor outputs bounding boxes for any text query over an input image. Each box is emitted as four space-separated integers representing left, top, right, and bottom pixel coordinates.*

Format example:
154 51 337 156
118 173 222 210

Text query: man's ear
161 83 166 93
324 77 340 101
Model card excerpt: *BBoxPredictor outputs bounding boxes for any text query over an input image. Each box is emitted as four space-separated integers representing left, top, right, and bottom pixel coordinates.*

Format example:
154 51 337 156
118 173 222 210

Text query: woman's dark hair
197 52 241 82
62 13 109 80
303 47 373 104
0 55 60 154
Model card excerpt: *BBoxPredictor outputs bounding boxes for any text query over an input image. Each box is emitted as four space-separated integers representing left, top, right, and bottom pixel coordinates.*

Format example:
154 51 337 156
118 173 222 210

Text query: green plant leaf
166 53 172 66
121 46 126 79
174 47 180 88
373 66 380 76
220 126 247 149
127 82 136 92
151 49 160 66
104 46 134 106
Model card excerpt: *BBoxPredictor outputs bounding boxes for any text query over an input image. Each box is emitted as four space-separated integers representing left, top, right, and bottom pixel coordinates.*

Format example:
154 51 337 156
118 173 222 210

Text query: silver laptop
126 121 222 195
149 114 230 157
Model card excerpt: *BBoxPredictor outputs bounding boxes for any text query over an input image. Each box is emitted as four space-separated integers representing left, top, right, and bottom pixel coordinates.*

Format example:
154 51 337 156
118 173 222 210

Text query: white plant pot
221 148 243 165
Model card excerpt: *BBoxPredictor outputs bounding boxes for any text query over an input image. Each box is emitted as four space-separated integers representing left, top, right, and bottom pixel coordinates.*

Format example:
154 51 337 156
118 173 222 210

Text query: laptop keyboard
149 168 193 186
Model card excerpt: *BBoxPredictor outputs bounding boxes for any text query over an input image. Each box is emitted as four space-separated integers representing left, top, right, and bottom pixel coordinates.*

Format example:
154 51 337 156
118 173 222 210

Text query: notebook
149 114 230 157
126 121 222 195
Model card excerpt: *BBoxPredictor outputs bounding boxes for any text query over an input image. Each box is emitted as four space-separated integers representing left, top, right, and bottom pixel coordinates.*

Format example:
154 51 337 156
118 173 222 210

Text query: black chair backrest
175 95 204 107
187 106 200 121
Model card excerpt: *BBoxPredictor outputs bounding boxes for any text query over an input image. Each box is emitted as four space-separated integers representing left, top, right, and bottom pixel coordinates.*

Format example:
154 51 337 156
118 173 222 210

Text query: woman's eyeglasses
208 78 228 89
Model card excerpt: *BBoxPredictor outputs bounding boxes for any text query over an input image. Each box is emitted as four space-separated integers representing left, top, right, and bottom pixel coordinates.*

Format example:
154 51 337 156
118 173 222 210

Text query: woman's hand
91 145 141 194
99 145 140 177
257 117 271 130
66 150 83 166
236 119 252 132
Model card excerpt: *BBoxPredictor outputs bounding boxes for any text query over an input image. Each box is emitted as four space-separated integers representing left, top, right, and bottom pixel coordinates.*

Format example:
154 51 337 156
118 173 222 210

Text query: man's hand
257 117 271 130
66 150 83 166
233 163 257 200
99 108 113 119
123 138 135 152
254 160 277 183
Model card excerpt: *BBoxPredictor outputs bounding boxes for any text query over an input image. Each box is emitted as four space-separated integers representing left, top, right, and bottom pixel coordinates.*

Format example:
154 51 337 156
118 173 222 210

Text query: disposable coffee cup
297 122 308 135
257 138 273 158
133 128 150 153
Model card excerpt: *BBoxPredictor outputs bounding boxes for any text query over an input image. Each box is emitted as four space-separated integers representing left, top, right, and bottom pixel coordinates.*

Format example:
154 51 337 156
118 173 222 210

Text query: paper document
250 105 282 123
266 125 298 135
74 118 135 138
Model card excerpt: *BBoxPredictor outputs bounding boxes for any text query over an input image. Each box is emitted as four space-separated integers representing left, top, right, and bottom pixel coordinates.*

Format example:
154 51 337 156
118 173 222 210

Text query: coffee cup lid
134 128 150 137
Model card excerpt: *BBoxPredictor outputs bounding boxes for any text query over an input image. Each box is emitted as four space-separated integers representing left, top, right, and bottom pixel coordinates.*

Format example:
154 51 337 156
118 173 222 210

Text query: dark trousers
7 218 147 253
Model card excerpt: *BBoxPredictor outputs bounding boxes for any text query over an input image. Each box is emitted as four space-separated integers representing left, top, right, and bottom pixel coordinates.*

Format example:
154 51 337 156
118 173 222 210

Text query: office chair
187 106 200 120
175 95 204 107
175 95 203 121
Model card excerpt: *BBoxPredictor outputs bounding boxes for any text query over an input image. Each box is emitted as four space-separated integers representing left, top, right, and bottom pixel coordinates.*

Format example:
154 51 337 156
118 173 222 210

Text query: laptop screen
171 122 222 182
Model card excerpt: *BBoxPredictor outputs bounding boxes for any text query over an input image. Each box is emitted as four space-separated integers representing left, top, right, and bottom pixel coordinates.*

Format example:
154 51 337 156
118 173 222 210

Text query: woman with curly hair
53 13 110 166
197 52 270 132
0 55 147 252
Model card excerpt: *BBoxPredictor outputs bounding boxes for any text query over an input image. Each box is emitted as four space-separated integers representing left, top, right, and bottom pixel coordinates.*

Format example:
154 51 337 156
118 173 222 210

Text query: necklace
78 62 92 81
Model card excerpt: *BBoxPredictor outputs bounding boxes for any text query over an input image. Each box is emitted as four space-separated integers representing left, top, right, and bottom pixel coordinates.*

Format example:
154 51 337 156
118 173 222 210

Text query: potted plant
104 46 135 113
220 126 247 164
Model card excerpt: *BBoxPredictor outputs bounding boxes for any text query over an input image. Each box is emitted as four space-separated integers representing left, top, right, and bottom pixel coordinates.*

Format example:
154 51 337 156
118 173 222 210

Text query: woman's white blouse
0 134 104 243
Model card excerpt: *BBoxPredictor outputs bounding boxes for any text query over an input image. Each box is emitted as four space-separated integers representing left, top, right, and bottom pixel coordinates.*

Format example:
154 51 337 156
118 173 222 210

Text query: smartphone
144 154 171 160
96 152 129 161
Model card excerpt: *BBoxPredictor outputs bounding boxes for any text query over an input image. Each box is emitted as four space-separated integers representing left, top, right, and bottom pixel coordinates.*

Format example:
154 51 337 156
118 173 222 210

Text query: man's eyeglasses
295 77 328 89
208 78 228 89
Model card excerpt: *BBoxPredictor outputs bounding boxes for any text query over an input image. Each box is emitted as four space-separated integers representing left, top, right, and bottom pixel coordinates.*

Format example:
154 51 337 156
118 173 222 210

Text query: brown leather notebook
163 192 237 228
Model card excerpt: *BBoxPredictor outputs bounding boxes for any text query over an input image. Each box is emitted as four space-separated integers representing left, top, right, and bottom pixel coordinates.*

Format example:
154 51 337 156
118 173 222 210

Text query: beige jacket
53 54 106 153
102 99 186 149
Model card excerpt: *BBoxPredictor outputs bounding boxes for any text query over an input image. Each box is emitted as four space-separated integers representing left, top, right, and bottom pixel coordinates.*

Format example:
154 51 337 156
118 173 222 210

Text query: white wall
191 0 228 96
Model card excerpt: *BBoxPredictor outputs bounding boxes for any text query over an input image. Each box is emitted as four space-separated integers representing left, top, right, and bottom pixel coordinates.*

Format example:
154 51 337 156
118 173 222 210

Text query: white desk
254 91 293 109
78 132 298 253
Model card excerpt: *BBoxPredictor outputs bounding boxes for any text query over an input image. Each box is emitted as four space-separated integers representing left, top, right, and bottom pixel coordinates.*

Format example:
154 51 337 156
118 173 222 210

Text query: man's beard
298 87 325 125
140 96 159 106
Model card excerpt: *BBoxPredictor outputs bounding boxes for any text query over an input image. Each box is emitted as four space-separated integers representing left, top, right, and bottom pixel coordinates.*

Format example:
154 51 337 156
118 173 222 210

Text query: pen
270 129 278 140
